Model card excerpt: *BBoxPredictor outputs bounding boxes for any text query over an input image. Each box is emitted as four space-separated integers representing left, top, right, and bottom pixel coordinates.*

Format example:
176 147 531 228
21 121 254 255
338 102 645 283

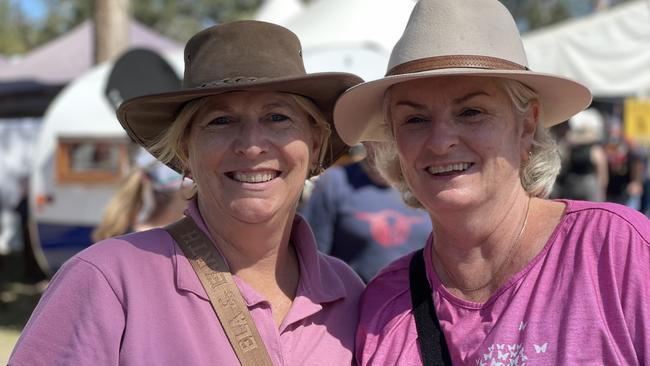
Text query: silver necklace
433 197 532 293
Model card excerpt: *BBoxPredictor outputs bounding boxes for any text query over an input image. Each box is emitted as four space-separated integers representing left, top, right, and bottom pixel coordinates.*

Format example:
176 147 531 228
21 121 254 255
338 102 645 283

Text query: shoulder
561 200 650 244
292 215 365 296
355 252 418 362
81 228 175 261
74 228 177 283
315 164 347 186
358 251 415 334
554 200 650 278
302 165 348 206
317 251 365 296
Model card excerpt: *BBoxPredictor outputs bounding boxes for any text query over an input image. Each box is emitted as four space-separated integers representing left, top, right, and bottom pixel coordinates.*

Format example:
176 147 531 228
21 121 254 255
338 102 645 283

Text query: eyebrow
201 100 292 114
261 101 293 110
393 91 491 109
202 101 234 113
393 100 426 109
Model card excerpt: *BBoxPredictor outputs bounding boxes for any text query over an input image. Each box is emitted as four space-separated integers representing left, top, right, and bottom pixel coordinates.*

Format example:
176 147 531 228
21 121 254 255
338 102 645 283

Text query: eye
208 116 232 125
406 116 428 124
269 113 289 122
459 108 482 117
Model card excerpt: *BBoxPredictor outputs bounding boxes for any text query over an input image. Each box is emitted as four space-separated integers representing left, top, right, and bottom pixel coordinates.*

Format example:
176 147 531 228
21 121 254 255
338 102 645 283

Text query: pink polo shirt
10 199 364 365
356 200 650 365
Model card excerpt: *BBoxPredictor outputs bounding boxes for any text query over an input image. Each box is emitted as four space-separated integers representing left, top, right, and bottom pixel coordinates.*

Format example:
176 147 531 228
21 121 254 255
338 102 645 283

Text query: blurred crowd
552 107 649 217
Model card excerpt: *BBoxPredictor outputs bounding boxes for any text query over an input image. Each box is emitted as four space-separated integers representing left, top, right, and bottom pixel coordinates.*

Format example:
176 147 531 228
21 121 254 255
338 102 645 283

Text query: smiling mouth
225 170 281 183
427 163 473 176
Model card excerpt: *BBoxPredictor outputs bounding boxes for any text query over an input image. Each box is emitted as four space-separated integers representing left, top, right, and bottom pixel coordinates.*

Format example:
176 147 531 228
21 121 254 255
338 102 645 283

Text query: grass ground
0 254 47 364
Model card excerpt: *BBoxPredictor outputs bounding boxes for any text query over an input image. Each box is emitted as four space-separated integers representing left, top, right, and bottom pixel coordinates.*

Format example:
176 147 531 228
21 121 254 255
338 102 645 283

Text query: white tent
254 0 304 25
523 0 650 97
284 0 416 80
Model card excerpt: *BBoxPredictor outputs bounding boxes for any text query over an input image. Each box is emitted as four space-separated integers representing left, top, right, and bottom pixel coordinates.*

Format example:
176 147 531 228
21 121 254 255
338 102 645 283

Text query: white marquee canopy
523 0 650 97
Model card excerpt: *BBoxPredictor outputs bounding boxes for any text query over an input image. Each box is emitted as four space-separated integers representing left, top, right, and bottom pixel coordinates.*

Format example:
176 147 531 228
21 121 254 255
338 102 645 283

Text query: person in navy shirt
301 142 431 282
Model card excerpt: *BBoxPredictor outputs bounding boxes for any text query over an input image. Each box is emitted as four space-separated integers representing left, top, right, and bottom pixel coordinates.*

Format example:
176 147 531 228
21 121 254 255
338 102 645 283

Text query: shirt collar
173 199 348 309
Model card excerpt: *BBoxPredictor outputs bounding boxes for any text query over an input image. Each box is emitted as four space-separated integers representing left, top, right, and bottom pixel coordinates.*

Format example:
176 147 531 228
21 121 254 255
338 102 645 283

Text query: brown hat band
386 55 529 76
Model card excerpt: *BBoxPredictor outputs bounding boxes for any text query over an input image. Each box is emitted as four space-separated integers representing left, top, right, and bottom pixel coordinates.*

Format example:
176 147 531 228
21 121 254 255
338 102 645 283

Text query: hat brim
117 72 363 173
334 69 592 146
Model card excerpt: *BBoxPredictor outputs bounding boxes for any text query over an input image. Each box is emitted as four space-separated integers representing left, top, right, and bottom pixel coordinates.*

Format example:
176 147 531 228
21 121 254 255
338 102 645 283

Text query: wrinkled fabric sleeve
603 210 650 364
8 257 125 365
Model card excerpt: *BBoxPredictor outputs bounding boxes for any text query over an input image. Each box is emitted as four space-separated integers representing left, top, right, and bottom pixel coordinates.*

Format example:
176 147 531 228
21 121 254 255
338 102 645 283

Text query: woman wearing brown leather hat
10 21 364 365
334 0 650 365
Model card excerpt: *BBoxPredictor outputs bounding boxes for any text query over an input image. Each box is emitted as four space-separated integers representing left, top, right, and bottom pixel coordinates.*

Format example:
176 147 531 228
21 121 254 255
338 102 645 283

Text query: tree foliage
0 0 33 54
0 0 262 56
132 0 262 43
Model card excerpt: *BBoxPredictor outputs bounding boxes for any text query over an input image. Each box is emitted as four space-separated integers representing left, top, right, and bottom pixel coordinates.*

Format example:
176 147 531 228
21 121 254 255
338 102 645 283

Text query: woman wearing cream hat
10 21 364 365
334 0 650 364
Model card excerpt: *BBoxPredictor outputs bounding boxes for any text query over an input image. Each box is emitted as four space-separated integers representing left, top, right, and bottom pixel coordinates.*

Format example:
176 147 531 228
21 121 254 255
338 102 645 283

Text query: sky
14 0 47 21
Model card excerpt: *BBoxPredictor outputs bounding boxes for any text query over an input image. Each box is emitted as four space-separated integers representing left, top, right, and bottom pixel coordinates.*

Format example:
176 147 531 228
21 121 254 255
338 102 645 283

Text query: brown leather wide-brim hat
334 0 592 146
117 20 363 173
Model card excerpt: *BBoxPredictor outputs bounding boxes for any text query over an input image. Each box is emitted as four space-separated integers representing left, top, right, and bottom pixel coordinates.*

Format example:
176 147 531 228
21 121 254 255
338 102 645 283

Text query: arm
9 258 125 365
601 210 650 364
590 145 609 200
627 154 645 197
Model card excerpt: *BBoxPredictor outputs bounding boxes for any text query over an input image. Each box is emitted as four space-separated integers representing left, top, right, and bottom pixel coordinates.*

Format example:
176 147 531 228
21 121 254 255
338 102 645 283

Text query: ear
520 102 539 160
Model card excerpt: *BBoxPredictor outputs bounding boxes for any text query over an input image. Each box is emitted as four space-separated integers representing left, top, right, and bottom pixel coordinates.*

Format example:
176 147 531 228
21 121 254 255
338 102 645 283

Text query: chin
229 201 282 224
419 190 478 211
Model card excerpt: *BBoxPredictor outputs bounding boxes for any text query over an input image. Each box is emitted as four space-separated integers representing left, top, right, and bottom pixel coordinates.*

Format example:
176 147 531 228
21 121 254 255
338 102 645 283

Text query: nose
424 118 459 155
233 119 268 158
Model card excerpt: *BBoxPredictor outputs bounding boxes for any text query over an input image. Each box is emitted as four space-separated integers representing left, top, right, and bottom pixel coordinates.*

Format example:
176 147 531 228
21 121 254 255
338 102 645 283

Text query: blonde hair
92 168 146 241
148 93 332 178
92 167 186 241
374 77 561 208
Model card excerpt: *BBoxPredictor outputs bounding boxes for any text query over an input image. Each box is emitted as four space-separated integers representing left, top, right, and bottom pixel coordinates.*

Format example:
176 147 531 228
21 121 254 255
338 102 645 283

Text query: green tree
0 0 32 55
0 0 264 56
132 0 262 43
35 0 92 45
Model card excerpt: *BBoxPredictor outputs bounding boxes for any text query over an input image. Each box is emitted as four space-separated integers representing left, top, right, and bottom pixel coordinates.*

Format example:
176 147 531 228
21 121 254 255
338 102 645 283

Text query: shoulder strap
409 249 453 366
166 216 274 366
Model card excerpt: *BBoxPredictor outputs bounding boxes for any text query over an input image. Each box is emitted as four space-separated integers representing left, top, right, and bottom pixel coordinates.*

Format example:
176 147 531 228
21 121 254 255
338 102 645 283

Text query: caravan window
56 137 130 184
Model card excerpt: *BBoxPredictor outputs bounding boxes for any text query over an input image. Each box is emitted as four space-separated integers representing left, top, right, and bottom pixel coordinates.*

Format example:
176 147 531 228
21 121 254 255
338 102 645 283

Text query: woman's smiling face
387 76 534 212
186 91 321 224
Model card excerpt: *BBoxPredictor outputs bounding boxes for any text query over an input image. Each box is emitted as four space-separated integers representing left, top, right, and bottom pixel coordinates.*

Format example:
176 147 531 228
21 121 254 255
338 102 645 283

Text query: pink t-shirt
10 200 364 365
356 200 650 365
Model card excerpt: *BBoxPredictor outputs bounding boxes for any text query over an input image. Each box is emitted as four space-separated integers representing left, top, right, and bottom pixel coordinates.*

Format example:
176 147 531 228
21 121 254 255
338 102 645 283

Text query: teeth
233 171 277 183
427 163 471 175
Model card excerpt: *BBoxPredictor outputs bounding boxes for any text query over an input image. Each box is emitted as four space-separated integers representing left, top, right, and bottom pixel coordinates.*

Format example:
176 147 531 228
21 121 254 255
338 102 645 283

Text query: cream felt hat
333 0 592 145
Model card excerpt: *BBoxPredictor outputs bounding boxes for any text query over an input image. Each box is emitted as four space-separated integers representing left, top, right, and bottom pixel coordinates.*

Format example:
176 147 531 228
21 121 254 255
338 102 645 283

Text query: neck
196 197 301 328
430 190 532 300
198 200 297 274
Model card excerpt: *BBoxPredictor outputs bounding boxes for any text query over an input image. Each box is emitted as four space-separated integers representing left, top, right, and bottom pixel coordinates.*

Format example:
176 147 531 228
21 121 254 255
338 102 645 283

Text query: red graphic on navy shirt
355 210 425 247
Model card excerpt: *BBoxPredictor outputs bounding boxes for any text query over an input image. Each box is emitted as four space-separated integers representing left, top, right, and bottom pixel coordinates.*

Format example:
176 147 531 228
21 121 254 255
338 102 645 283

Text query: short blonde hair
148 93 332 177
374 77 561 208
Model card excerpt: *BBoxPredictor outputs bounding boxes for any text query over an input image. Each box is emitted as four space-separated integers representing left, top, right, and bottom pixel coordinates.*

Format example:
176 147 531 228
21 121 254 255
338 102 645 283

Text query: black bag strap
409 249 453 366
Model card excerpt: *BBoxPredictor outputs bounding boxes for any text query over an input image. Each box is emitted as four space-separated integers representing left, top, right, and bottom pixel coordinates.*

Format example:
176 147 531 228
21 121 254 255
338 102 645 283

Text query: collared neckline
173 198 348 314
